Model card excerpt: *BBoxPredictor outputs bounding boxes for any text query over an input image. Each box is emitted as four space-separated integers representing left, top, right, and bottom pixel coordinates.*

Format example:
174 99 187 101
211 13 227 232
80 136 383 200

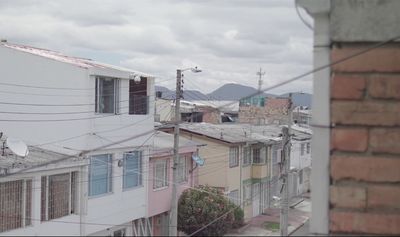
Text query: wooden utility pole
169 69 182 236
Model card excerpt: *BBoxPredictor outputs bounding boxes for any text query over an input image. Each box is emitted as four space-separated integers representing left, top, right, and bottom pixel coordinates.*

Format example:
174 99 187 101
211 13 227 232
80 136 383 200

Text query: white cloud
0 0 313 95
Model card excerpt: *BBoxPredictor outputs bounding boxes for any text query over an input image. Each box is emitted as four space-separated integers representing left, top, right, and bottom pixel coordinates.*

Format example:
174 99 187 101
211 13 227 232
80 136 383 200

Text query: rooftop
0 42 152 76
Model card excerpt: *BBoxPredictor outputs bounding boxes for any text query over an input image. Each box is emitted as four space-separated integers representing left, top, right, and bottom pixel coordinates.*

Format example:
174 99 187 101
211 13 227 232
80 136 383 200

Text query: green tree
178 185 242 236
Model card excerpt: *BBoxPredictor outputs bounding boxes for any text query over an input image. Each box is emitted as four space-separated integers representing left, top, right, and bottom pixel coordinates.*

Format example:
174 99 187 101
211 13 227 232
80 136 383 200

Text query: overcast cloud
0 0 313 94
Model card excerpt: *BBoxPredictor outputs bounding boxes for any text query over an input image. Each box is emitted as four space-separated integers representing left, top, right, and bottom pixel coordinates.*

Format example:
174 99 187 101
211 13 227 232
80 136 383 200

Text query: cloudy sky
0 0 313 95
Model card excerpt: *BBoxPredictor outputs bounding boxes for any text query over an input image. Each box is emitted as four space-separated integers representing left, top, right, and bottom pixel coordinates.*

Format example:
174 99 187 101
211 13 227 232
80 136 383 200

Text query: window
306 142 311 154
41 172 77 221
0 180 32 233
154 159 168 189
299 169 304 184
89 154 113 196
95 77 120 114
113 228 126 236
177 156 187 183
242 146 251 166
228 190 239 206
123 151 142 189
243 183 252 202
229 147 239 167
301 143 305 156
129 78 148 115
252 147 261 164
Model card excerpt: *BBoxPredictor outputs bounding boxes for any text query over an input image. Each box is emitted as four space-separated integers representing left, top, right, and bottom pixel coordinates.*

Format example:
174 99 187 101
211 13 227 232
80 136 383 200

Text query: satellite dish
6 138 29 157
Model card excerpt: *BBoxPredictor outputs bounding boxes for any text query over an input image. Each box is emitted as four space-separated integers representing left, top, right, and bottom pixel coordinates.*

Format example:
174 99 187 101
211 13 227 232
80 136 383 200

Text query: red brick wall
329 45 400 235
238 97 290 124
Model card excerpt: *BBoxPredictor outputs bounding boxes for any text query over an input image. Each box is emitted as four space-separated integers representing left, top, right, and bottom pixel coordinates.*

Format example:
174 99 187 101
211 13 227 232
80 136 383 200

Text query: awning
192 154 205 166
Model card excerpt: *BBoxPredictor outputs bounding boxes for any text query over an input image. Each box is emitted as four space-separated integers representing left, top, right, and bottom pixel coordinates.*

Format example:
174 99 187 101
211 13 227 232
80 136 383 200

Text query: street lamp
170 66 202 236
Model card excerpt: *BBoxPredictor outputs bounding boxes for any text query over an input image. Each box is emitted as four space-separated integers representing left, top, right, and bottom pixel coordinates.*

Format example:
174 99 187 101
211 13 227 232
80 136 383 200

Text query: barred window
176 156 187 183
229 147 239 167
242 146 251 166
154 159 168 189
0 179 32 233
228 190 239 206
41 172 77 221
252 147 261 164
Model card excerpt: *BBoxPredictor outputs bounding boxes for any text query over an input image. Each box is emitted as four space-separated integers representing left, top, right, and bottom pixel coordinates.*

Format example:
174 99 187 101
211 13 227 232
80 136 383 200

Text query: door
252 183 260 217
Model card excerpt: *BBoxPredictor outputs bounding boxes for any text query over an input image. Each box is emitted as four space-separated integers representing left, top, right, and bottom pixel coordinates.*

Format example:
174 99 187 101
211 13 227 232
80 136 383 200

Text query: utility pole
170 69 182 236
280 93 293 236
256 68 266 92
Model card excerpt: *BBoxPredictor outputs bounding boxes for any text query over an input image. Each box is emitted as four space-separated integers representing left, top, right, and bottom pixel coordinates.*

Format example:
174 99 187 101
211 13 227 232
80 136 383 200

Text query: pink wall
148 152 198 217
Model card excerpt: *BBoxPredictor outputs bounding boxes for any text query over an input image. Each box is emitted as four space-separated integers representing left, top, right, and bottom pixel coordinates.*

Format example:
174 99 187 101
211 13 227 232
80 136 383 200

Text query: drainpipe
296 0 331 234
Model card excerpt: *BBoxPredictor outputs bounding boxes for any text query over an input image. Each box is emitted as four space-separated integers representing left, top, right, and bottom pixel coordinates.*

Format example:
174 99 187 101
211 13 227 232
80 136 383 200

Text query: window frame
89 154 113 197
252 147 262 164
306 142 311 154
123 151 142 190
153 159 168 190
95 76 120 114
0 179 32 233
176 156 187 183
229 147 239 168
242 146 251 166
40 172 77 222
228 190 240 206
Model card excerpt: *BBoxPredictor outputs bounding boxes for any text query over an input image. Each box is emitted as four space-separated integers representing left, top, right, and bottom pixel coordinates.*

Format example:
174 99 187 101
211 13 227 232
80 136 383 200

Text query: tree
177 185 242 236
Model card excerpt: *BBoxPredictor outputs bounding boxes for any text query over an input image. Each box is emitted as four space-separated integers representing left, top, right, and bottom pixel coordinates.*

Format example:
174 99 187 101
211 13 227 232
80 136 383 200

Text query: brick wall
239 97 290 124
329 44 400 235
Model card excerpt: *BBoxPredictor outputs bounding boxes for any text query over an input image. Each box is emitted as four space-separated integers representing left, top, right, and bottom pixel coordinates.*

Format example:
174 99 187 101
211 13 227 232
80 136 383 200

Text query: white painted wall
0 45 155 235
0 45 155 154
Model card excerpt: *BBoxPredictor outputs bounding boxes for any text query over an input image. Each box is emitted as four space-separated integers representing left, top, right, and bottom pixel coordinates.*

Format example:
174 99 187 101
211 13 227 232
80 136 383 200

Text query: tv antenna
256 68 266 92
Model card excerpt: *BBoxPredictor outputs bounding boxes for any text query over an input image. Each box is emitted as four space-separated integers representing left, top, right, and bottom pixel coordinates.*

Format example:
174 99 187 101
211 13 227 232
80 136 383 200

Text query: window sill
88 192 113 199
123 185 144 192
153 186 169 191
252 163 266 166
229 165 239 168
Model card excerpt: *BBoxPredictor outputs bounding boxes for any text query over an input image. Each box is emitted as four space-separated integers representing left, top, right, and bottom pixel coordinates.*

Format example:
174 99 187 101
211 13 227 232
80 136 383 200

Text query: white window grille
252 147 261 164
243 183 252 202
123 151 142 189
0 179 32 233
228 190 239 206
229 147 239 167
306 142 311 154
95 77 120 114
176 156 187 183
242 146 251 166
89 154 113 196
153 159 168 189
41 172 77 221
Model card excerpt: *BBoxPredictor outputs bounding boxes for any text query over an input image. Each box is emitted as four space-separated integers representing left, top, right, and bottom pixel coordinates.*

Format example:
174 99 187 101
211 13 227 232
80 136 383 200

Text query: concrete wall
147 152 197 218
0 45 155 154
238 98 290 125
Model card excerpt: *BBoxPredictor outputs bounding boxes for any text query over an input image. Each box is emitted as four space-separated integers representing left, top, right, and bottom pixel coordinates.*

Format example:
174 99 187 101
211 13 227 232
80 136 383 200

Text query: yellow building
160 123 283 221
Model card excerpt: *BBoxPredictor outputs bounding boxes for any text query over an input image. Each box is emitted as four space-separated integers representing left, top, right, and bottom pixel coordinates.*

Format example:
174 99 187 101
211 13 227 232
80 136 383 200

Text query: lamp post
170 67 201 236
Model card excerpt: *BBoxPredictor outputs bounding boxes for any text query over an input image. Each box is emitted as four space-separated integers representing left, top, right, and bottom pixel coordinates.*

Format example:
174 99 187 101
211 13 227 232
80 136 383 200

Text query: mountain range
155 83 312 108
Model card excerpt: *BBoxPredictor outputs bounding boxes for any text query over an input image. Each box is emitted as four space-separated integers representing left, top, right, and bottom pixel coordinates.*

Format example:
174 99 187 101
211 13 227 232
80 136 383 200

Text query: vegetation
264 222 280 231
177 185 244 236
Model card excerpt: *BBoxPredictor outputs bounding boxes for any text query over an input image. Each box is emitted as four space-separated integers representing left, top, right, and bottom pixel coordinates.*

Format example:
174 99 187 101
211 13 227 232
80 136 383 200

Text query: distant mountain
155 86 209 100
207 83 275 100
280 92 312 108
155 84 312 108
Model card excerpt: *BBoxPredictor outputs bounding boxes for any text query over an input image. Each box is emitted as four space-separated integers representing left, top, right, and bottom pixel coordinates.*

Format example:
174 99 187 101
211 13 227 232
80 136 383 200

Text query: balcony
251 164 269 179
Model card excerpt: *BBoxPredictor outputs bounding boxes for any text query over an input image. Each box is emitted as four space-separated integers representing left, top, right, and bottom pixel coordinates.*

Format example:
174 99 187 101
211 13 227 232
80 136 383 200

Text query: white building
0 42 156 236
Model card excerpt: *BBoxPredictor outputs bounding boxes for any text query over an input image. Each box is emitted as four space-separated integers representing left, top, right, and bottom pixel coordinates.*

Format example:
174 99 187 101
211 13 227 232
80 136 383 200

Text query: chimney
156 91 162 98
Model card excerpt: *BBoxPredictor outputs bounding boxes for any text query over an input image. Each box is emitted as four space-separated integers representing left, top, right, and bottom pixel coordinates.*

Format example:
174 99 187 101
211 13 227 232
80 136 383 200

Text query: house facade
0 42 155 236
239 97 290 125
147 132 201 236
160 123 285 221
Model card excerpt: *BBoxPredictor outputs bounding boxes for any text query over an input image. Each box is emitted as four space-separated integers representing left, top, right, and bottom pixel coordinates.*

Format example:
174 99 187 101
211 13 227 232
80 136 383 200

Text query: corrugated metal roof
1 42 152 76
